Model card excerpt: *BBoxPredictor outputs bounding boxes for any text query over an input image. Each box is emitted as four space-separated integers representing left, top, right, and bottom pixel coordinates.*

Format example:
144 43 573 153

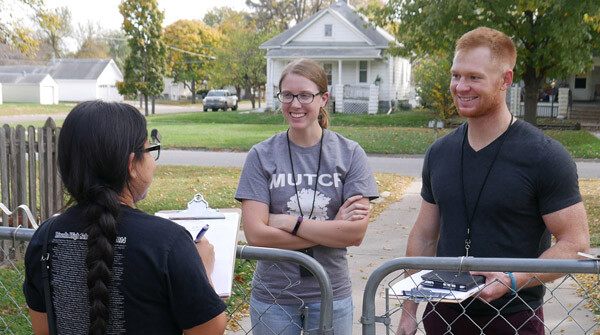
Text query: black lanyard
460 115 513 256
286 128 324 219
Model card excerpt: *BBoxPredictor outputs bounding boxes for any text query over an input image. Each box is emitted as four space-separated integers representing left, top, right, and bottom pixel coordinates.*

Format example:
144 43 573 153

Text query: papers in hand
155 194 239 298
390 270 486 303
164 193 225 220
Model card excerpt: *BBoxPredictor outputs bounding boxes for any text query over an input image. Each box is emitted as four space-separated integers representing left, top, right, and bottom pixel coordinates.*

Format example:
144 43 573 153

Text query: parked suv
202 89 238 111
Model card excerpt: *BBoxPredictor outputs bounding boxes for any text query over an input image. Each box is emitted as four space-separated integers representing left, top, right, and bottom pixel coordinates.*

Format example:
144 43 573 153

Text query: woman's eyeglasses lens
277 92 320 104
146 143 161 161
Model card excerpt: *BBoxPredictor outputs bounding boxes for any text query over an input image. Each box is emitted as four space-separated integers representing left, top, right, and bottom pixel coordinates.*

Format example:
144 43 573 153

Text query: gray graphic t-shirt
235 129 378 304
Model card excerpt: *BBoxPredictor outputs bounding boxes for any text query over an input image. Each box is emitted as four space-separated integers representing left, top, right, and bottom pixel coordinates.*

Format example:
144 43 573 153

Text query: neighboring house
567 55 600 102
0 73 58 104
260 0 411 114
0 58 123 102
162 77 190 100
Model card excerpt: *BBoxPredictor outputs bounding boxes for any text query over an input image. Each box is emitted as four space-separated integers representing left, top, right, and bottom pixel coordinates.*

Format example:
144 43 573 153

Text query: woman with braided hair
23 101 226 334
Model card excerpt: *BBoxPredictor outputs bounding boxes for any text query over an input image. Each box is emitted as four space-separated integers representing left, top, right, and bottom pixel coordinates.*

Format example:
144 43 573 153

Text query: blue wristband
505 272 516 295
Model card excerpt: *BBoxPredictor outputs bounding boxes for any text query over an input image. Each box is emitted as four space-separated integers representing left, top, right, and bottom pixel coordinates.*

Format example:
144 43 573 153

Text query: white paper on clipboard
155 211 240 298
389 270 485 303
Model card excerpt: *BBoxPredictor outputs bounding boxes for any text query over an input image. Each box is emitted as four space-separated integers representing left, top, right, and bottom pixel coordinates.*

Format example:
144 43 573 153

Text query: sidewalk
348 180 598 334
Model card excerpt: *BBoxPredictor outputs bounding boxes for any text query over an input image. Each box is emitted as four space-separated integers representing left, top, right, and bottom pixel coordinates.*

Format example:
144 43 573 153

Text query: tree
210 12 274 108
245 0 336 31
365 0 600 125
104 30 130 71
119 0 168 115
36 6 72 58
0 0 42 56
164 20 221 104
73 22 109 59
413 56 455 121
203 7 241 28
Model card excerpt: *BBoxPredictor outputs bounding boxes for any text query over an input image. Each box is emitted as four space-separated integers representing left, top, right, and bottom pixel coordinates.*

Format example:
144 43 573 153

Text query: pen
194 224 210 243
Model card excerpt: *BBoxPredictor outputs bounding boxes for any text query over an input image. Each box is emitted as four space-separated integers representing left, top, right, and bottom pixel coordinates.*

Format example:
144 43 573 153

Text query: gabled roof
0 73 52 84
0 65 47 75
0 59 115 80
45 58 112 80
261 1 394 50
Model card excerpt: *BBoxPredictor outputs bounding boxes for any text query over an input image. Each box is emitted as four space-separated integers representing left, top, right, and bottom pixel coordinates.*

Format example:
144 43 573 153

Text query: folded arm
268 196 371 248
242 200 318 250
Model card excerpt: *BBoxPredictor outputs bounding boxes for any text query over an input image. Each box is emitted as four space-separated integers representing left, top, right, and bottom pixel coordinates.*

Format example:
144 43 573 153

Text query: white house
45 59 123 102
0 58 123 102
0 73 58 104
0 83 2 104
162 77 190 100
568 55 600 102
260 0 411 114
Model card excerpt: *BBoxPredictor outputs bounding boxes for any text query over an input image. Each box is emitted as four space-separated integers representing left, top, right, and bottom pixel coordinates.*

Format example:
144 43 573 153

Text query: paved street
160 149 600 178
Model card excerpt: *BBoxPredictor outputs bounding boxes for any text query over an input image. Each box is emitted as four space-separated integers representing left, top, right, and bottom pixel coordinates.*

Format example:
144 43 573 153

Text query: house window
359 61 368 83
324 24 332 37
574 75 586 89
323 63 333 85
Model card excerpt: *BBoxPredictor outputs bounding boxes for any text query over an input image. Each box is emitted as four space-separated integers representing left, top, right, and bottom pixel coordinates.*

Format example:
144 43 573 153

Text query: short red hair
455 27 517 70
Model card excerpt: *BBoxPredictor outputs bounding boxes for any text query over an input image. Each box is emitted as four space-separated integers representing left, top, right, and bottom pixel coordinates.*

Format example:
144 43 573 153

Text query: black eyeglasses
145 129 161 160
277 91 324 104
145 143 161 161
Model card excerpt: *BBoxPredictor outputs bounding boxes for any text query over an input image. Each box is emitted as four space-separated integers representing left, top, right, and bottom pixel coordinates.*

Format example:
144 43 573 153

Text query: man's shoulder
427 123 465 156
511 120 568 155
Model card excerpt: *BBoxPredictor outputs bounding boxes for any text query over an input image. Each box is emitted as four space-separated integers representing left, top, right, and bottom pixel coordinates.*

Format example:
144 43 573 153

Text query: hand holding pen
194 224 215 275
195 224 210 243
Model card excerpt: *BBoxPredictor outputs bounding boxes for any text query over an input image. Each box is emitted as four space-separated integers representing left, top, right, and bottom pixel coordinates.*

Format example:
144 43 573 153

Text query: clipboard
389 270 485 303
156 195 240 299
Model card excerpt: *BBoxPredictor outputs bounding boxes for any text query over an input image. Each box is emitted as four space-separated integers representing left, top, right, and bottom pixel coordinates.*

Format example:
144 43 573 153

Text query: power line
166 45 215 59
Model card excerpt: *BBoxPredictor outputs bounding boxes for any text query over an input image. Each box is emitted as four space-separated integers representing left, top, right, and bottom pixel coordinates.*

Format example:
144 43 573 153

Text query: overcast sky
43 0 249 31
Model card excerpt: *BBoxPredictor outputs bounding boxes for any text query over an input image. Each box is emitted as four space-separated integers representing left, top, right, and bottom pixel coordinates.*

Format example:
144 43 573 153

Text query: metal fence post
237 245 335 335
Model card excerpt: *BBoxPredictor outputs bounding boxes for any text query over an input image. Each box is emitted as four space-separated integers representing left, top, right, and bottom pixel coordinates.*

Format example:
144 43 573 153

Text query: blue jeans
250 295 353 335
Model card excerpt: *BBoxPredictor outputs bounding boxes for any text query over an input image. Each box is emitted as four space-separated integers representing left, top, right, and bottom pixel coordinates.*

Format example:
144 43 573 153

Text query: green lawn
0 102 76 116
3 107 599 158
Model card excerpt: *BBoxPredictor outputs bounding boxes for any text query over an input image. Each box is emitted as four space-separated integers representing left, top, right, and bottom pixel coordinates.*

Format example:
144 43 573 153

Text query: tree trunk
152 96 155 115
236 87 242 101
144 95 149 116
522 67 542 126
139 94 143 108
248 85 255 108
191 81 196 104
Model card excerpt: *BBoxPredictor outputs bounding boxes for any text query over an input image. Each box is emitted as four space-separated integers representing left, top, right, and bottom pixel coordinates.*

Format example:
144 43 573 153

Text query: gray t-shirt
235 129 378 304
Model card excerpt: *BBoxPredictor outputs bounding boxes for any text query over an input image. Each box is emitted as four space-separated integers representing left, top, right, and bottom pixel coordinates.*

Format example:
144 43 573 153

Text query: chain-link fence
0 227 335 335
362 257 600 334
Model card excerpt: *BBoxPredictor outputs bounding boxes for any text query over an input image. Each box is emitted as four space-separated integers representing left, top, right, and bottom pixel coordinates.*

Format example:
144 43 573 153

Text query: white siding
370 59 388 100
96 62 124 102
2 84 40 103
39 75 59 104
293 13 366 43
40 86 55 104
0 83 3 104
342 61 358 84
56 80 96 102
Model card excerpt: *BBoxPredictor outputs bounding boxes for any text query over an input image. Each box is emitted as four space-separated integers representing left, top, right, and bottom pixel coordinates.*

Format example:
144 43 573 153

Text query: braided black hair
58 101 147 334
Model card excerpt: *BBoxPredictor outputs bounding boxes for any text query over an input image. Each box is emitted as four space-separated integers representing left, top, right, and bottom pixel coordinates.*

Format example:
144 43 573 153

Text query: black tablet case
421 270 485 291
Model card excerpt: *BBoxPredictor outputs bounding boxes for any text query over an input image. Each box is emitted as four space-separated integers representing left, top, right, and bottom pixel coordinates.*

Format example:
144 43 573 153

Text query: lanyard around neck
460 114 513 256
286 128 324 219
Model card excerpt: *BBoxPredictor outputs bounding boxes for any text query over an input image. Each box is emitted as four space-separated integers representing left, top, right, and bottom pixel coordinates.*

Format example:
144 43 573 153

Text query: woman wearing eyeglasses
235 59 378 334
23 101 227 335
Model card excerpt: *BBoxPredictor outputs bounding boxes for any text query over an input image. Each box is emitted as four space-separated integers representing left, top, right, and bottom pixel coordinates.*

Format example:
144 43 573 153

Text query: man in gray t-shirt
236 129 378 305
